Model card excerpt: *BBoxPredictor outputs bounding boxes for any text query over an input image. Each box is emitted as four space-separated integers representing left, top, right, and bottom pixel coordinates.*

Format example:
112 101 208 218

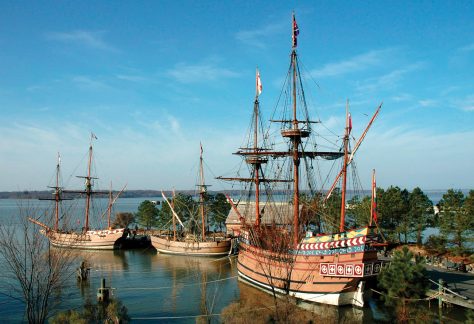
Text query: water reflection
1 246 470 323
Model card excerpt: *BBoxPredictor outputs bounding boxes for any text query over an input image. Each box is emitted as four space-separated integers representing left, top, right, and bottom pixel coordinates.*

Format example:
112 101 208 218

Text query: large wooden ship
220 14 385 307
29 134 127 250
150 145 232 256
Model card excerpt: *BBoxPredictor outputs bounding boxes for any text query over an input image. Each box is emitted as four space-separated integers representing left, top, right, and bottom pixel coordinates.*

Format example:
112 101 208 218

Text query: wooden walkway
426 266 474 309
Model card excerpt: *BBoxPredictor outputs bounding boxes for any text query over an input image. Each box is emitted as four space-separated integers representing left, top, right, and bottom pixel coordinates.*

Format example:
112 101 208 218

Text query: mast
275 28 304 244
324 103 381 202
172 188 177 241
84 136 94 232
253 68 263 226
40 152 72 231
339 101 350 232
370 169 377 226
218 13 344 239
107 181 112 229
62 133 109 232
280 13 306 245
254 96 261 226
291 48 300 245
54 153 61 231
199 144 206 240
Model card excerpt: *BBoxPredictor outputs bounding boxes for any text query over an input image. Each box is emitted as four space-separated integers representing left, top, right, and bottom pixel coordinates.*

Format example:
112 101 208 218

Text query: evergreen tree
378 186 409 242
157 193 197 233
157 198 173 230
208 193 231 232
321 188 342 232
408 187 433 246
347 195 371 228
464 190 474 249
439 189 471 250
378 247 430 321
136 200 158 230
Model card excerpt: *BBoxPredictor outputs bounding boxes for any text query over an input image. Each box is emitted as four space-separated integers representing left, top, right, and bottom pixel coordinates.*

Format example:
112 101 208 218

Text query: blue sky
0 1 473 192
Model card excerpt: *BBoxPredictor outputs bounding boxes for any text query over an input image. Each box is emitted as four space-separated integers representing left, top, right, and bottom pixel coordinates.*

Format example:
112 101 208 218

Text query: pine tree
378 186 409 242
408 187 433 246
136 200 158 230
378 247 430 321
439 189 471 250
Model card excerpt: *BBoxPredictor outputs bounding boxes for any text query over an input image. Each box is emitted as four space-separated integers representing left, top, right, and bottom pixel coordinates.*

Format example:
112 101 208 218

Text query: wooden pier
426 266 474 310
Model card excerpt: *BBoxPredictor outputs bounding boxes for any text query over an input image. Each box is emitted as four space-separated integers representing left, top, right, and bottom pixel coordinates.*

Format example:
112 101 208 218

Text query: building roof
225 201 302 226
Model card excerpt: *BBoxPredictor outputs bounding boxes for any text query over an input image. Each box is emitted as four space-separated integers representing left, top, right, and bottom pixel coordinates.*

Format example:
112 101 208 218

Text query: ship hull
151 235 232 256
237 226 383 307
44 228 126 250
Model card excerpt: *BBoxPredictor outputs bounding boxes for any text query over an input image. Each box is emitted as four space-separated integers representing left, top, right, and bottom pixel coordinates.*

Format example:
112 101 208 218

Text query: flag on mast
292 13 300 48
256 69 262 96
371 169 378 224
348 112 352 134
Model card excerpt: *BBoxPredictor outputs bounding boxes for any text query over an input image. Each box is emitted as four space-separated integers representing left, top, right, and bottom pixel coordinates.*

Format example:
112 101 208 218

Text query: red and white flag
348 112 352 133
256 69 262 96
371 170 378 224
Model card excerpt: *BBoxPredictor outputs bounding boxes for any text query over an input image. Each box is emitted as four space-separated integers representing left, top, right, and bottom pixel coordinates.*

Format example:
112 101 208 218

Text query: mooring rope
117 275 238 291
131 305 276 320
370 288 442 301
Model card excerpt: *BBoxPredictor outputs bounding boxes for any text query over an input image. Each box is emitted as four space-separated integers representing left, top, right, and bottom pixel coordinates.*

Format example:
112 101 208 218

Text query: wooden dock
426 289 474 310
426 266 474 310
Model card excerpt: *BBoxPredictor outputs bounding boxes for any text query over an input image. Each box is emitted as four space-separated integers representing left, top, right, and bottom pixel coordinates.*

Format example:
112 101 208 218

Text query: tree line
119 192 230 235
119 187 473 252
314 187 474 253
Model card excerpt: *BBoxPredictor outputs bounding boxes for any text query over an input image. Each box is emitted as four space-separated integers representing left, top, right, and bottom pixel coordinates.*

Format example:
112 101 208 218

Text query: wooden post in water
438 278 444 309
97 278 110 302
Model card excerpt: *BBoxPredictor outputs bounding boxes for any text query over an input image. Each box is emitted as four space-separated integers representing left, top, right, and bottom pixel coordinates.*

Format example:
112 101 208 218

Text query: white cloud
72 76 110 90
458 43 474 53
45 30 117 52
0 116 244 191
390 94 412 102
357 126 474 189
418 99 437 107
458 95 474 112
167 62 239 83
235 22 285 48
356 62 424 93
310 49 392 78
115 74 147 82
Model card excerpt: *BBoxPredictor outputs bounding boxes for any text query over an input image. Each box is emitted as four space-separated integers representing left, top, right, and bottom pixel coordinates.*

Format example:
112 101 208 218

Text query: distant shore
0 189 471 200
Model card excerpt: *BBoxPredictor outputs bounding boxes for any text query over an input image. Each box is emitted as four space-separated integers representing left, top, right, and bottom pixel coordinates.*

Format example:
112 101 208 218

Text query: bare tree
0 202 77 323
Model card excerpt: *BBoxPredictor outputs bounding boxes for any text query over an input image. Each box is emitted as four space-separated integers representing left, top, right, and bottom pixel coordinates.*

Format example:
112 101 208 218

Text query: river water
0 197 470 323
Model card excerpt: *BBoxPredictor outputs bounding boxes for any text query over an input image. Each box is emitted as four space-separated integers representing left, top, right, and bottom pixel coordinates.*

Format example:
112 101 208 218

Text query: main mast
250 68 266 226
66 133 101 232
219 14 344 236
54 153 61 231
199 144 207 240
84 138 94 231
40 153 71 231
280 14 307 246
172 189 177 241
217 69 270 227
339 101 350 232
107 181 112 229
